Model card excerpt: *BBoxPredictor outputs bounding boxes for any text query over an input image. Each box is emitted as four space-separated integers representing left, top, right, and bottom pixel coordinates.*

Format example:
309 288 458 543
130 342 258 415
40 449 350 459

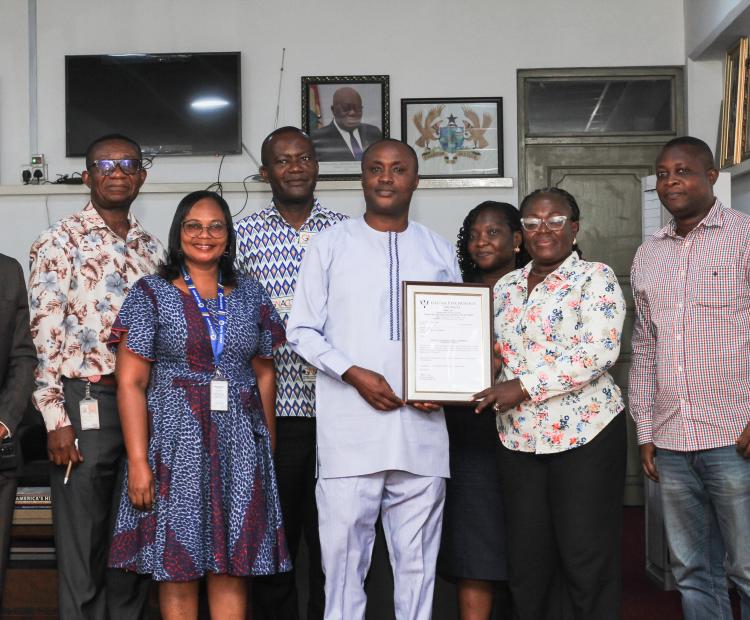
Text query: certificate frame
402 281 493 404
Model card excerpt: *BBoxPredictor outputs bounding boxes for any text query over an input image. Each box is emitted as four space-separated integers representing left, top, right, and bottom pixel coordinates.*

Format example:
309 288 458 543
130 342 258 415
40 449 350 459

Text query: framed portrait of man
302 75 390 178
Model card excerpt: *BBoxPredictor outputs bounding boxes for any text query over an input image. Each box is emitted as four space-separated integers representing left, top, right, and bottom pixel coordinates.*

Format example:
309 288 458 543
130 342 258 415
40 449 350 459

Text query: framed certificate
402 281 493 404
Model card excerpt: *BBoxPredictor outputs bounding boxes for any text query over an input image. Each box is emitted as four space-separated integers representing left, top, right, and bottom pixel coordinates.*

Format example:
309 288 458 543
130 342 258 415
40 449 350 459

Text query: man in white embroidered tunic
287 139 461 620
28 134 164 619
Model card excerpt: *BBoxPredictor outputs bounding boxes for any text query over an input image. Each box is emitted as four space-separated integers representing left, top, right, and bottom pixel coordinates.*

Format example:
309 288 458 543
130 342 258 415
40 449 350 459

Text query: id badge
299 231 315 247
210 379 229 411
79 398 100 430
301 364 317 384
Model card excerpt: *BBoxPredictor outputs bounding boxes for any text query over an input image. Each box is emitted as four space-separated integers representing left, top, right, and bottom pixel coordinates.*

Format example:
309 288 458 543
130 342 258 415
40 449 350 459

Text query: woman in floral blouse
474 187 627 620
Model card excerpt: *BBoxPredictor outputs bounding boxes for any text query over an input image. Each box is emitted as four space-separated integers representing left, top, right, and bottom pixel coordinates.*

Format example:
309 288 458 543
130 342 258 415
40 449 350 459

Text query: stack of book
10 487 55 567
11 486 55 564
13 486 52 526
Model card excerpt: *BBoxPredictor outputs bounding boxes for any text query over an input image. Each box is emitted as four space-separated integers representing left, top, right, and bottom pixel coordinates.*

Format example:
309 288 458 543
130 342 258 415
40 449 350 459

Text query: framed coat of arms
400 97 503 179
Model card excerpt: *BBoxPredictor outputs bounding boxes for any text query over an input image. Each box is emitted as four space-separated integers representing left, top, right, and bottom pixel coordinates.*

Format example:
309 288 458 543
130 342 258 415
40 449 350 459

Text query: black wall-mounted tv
65 52 241 157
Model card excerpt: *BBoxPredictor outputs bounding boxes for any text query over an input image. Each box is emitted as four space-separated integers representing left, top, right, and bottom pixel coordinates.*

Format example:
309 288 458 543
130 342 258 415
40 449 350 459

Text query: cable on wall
273 48 286 130
205 155 226 196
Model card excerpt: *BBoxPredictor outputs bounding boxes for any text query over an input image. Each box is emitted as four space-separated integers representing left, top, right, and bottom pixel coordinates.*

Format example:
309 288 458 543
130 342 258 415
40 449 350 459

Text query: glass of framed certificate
402 281 494 404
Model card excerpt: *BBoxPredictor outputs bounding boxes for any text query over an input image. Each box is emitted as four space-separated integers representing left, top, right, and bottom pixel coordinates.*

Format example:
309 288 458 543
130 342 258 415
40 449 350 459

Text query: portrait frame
301 75 390 179
402 281 494 405
720 37 748 168
400 97 503 179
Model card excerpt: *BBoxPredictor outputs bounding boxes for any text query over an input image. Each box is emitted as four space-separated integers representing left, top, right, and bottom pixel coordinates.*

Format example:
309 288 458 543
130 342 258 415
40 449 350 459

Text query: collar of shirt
81 201 150 244
655 198 724 240
510 251 581 288
332 119 361 154
262 198 327 229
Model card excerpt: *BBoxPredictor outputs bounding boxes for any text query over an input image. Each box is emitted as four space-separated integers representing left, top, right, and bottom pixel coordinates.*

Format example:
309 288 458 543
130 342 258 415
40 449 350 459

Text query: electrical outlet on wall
30 154 47 182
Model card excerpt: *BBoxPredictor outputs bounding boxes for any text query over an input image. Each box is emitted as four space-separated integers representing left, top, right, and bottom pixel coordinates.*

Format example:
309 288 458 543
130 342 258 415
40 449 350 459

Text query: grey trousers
51 380 150 620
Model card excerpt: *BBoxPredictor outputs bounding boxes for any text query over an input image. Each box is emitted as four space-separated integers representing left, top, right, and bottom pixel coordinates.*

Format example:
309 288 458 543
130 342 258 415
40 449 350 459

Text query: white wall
0 0 686 270
0 1 31 181
684 0 749 56
685 58 723 145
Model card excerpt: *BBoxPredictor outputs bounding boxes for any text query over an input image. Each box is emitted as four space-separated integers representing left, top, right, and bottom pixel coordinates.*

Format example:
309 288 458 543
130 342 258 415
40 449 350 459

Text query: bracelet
519 381 530 400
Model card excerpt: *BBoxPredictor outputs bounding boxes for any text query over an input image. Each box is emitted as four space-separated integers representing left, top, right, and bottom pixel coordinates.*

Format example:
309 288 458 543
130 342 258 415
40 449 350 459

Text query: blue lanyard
180 267 226 370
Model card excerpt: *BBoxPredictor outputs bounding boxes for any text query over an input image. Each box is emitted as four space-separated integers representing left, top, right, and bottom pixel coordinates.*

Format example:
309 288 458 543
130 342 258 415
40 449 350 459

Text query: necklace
529 267 550 278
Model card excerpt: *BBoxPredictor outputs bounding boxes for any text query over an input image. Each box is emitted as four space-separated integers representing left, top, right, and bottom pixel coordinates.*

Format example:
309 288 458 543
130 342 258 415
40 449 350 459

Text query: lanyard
180 267 226 370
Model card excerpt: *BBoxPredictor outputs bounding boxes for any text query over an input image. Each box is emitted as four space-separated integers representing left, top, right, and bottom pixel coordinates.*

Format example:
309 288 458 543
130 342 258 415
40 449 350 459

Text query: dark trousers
0 467 16 604
51 380 150 620
253 417 323 620
498 412 626 620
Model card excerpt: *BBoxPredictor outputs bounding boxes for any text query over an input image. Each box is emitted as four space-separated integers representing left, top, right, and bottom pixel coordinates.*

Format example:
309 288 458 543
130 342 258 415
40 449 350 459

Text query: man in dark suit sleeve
0 253 37 600
312 86 383 161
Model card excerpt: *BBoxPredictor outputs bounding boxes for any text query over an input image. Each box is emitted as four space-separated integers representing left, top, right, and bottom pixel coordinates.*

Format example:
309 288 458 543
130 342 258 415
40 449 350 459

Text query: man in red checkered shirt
630 136 750 620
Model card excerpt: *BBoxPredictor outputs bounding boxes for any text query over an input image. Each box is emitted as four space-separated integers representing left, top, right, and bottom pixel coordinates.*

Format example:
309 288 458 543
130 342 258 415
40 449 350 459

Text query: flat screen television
65 52 241 156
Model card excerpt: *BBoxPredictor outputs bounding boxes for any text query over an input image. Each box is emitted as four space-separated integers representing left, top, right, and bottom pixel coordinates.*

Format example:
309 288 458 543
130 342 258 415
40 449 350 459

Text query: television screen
66 52 241 156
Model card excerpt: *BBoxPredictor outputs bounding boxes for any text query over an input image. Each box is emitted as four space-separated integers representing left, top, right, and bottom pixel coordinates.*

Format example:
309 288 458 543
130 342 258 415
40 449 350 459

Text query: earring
573 238 577 245
513 246 520 254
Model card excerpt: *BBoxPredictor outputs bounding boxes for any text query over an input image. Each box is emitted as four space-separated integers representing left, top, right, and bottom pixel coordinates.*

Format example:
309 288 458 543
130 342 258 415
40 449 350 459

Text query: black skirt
437 405 508 581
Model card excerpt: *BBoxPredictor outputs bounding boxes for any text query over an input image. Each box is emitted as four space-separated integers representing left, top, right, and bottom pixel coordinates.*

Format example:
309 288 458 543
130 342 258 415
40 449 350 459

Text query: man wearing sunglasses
28 134 164 619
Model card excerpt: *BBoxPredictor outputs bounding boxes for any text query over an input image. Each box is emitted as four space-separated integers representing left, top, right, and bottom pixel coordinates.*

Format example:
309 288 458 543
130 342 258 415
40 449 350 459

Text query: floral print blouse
494 252 626 453
28 202 164 431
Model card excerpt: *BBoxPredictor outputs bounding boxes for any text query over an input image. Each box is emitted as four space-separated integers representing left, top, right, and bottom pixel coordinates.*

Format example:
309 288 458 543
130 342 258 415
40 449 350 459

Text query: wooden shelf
0 177 512 197
723 157 750 178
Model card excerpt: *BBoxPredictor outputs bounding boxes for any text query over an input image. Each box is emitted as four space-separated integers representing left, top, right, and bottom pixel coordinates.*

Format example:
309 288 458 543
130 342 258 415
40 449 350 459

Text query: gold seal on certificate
402 281 493 404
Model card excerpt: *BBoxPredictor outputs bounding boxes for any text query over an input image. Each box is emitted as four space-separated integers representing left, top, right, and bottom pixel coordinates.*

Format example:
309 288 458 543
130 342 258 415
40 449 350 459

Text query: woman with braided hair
438 201 527 620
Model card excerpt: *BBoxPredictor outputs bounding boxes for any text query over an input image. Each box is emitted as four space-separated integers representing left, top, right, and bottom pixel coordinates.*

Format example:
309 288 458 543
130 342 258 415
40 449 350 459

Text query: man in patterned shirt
630 136 750 619
234 126 346 619
28 134 163 619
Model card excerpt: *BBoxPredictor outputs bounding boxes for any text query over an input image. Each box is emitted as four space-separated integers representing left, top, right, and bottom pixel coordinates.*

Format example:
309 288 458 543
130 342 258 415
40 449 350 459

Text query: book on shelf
12 507 53 526
9 538 56 563
15 486 51 506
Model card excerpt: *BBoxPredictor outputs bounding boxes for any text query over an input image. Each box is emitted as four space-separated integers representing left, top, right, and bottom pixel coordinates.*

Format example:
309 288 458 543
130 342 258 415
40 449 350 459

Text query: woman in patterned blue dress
108 190 290 619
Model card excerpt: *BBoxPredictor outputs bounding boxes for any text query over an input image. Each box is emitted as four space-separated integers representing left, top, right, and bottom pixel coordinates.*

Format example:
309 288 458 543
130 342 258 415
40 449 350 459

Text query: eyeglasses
182 220 228 238
90 159 143 176
520 215 570 232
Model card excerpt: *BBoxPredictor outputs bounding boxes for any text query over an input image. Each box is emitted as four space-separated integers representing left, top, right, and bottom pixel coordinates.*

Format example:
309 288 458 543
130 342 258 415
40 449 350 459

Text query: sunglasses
90 159 143 176
520 215 569 233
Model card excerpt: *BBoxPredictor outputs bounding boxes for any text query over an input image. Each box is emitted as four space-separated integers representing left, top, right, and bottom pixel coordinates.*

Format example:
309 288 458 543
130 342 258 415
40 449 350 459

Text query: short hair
361 139 419 173
520 187 582 258
659 136 716 169
456 201 529 283
520 187 580 221
157 190 237 287
85 133 142 169
260 126 316 166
